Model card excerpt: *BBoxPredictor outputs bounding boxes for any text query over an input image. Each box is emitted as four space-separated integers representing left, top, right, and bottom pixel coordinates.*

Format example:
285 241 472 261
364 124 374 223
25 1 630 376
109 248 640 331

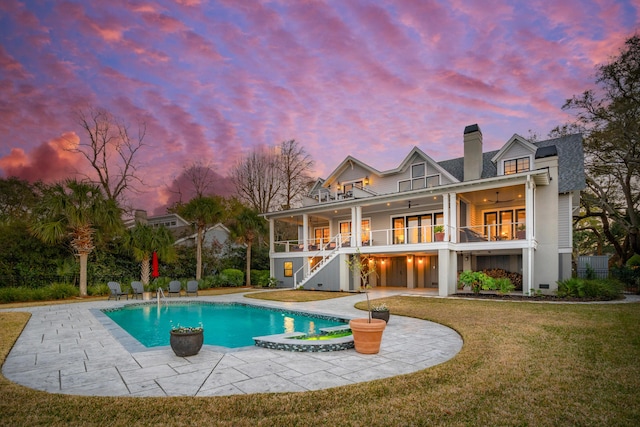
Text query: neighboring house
127 210 192 239
173 223 236 256
263 124 585 296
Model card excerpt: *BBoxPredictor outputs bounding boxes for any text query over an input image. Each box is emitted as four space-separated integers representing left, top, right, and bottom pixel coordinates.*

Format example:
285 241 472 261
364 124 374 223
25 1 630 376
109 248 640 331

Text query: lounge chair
168 280 182 297
131 281 144 299
186 280 198 297
107 281 128 300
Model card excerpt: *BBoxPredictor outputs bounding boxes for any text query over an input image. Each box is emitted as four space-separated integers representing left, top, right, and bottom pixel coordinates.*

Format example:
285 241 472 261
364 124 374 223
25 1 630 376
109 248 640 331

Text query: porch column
438 249 457 296
302 214 309 251
442 193 450 241
350 207 357 247
522 247 533 295
355 206 362 247
526 176 535 240
269 219 275 279
449 192 458 243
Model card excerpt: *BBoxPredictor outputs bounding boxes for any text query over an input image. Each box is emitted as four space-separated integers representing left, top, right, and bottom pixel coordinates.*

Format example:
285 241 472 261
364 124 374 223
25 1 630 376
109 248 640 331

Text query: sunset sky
1 0 638 214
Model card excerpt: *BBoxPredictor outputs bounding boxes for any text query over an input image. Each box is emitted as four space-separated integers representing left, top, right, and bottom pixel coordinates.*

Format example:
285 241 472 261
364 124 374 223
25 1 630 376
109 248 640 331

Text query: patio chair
168 280 182 297
186 280 199 297
131 281 144 299
107 281 128 301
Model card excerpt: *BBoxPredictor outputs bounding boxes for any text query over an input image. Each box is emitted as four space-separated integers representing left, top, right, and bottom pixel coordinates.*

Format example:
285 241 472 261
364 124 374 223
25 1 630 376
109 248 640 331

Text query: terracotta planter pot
349 318 386 354
434 232 445 242
170 330 204 357
371 310 390 323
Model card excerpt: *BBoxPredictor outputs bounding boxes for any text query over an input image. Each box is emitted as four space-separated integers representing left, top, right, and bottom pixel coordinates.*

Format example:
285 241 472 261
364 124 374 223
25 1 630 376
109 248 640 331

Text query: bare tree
231 146 282 213
278 139 314 210
70 107 146 204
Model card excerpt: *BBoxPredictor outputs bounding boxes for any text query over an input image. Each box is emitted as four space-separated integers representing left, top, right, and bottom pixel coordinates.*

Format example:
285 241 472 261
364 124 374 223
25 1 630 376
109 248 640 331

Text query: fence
577 255 610 279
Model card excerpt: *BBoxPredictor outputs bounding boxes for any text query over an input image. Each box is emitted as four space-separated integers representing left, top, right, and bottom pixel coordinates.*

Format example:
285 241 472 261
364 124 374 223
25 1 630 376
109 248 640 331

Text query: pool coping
2 290 465 397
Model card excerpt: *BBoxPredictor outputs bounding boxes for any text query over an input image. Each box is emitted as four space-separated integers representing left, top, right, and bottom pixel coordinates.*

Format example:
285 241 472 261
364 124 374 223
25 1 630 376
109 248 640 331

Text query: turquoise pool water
102 302 347 348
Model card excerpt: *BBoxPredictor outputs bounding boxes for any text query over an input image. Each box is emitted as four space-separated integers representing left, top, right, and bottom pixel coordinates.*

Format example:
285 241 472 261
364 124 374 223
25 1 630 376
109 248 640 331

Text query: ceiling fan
485 191 514 204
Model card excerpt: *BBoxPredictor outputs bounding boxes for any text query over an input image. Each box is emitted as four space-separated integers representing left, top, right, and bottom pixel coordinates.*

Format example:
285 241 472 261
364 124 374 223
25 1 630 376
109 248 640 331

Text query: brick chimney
464 124 483 181
134 209 148 225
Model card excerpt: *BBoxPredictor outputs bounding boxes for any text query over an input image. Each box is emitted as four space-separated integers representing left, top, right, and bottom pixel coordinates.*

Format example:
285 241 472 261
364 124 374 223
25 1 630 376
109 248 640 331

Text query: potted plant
516 224 526 239
371 302 390 323
434 225 445 241
169 324 204 357
346 250 386 354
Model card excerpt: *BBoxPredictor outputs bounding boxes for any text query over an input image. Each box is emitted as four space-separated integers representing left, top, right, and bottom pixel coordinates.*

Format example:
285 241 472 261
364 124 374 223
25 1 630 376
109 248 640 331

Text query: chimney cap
464 124 481 134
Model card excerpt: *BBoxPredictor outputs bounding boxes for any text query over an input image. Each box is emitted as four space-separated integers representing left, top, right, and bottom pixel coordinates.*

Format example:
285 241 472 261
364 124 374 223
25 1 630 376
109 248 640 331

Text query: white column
302 214 309 251
350 207 357 247
269 219 275 278
442 193 450 241
355 206 362 247
526 176 535 240
449 192 457 243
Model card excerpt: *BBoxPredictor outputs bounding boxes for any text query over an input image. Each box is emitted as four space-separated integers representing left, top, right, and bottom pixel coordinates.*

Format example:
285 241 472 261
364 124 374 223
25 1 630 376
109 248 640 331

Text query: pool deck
1 289 463 397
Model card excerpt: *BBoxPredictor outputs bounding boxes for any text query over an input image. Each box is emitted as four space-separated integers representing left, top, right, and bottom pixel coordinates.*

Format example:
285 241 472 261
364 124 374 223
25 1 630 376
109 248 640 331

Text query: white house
263 124 585 296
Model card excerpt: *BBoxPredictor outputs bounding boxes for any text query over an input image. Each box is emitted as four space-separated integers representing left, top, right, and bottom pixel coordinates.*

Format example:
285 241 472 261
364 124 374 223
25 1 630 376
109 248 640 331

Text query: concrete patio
1 289 463 396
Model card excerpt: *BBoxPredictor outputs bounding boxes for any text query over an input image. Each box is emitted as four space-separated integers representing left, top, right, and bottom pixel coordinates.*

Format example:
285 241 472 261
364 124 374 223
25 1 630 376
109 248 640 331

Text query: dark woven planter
170 330 204 357
371 310 390 323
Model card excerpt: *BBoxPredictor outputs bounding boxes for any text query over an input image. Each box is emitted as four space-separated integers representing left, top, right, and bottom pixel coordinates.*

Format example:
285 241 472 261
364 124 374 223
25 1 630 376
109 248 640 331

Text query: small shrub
199 276 215 289
250 270 271 287
218 269 244 287
494 277 515 295
88 283 110 296
458 270 495 294
557 277 623 300
45 283 78 300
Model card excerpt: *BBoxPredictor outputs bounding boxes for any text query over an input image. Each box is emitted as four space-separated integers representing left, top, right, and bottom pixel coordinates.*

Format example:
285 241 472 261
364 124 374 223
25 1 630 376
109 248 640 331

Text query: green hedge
217 269 244 287
557 277 623 300
0 282 79 304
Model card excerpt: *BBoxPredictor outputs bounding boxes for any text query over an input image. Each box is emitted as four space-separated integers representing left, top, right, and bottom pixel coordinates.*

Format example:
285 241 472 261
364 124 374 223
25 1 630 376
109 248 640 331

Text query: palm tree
176 196 224 280
228 206 268 287
30 179 122 296
124 223 176 285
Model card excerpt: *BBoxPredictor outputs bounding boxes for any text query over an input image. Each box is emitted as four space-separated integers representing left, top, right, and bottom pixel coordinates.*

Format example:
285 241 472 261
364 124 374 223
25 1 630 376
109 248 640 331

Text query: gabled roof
323 146 459 186
490 134 538 163
173 223 231 245
323 156 381 187
438 133 585 193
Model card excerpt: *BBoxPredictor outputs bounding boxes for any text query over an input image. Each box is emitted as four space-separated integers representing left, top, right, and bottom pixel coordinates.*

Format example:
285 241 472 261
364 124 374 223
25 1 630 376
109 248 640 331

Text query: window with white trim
503 157 530 175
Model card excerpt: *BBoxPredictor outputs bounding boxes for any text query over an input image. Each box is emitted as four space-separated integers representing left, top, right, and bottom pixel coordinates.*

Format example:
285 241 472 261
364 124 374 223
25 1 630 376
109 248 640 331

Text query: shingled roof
438 133 585 193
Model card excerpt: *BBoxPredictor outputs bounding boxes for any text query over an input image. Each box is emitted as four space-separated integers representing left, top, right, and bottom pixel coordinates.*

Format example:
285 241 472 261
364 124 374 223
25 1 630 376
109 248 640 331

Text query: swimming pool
102 302 348 349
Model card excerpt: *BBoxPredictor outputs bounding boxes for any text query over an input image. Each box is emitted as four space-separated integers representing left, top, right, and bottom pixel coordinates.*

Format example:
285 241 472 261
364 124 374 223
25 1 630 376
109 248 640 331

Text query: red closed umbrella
152 251 159 278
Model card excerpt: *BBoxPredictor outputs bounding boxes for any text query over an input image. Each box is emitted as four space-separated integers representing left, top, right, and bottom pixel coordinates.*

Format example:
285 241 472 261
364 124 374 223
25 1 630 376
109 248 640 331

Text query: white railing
275 222 528 253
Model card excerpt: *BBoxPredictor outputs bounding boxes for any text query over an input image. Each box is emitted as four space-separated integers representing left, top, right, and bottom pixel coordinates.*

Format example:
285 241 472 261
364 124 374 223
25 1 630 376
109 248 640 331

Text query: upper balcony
273 221 530 254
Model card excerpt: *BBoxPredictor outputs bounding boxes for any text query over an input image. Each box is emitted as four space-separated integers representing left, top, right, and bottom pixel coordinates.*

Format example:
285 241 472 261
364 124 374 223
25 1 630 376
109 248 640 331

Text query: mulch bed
452 292 624 302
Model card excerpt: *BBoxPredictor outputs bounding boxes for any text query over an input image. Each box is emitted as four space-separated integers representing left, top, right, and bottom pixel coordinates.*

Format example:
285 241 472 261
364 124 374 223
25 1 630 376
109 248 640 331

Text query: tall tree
124 223 176 285
557 35 640 263
71 107 147 205
30 179 122 296
231 146 281 213
277 139 314 210
174 196 224 280
227 206 268 287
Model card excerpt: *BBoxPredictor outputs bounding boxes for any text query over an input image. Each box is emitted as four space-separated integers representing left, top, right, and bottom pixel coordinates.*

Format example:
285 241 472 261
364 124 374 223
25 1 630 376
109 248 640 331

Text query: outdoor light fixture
408 256 413 263
364 176 369 185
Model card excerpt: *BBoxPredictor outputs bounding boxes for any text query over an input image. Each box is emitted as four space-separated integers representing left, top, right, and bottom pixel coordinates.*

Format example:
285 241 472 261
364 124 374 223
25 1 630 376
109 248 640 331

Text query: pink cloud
0 133 81 183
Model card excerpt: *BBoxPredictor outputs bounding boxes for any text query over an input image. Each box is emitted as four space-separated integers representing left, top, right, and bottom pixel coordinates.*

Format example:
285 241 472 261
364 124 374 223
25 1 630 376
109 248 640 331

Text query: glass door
393 217 405 244
484 212 498 240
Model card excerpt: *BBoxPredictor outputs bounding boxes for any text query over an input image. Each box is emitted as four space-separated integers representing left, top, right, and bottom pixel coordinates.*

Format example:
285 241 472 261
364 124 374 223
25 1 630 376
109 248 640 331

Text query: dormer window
504 157 530 175
399 162 440 191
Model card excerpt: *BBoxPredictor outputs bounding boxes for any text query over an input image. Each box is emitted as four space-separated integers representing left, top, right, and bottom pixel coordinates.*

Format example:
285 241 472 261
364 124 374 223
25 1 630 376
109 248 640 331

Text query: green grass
245 289 351 302
1 296 639 426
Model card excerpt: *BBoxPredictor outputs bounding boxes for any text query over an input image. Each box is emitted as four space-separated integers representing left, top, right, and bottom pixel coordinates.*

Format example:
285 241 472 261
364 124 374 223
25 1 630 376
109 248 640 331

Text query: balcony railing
273 223 528 252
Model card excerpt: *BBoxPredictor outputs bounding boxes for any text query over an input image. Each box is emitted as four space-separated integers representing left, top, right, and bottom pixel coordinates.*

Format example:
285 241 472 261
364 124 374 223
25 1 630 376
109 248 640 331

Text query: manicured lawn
1 297 639 426
245 289 351 302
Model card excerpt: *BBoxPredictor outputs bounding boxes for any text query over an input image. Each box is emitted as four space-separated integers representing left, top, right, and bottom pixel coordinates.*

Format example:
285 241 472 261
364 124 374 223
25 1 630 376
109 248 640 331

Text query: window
426 175 440 187
393 212 442 244
504 157 530 175
284 262 293 277
339 219 370 245
412 163 425 178
314 227 330 245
